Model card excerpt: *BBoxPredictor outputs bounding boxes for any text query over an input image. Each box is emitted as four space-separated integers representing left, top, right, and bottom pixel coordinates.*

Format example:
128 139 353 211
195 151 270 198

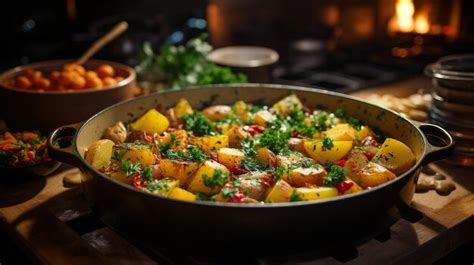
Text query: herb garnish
143 166 153 182
183 111 216 136
335 108 345 118
239 137 265 171
112 149 142 176
202 169 229 189
273 166 290 180
289 189 301 202
159 133 179 153
221 181 241 199
259 121 291 155
322 137 334 151
166 145 208 162
347 117 363 131
323 165 346 186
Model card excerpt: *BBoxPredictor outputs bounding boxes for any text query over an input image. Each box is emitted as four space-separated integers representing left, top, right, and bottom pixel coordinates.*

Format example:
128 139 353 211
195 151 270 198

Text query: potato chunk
324 124 357 141
342 178 364 195
355 126 374 139
344 150 369 181
294 187 338 201
85 139 115 169
290 166 327 187
265 180 293 203
190 135 229 153
254 110 275 127
188 160 230 195
109 171 130 184
232 100 248 117
173 98 193 119
160 159 199 187
148 178 179 196
226 125 250 147
272 94 303 115
256 147 277 168
373 138 416 175
202 105 232 121
217 148 245 168
104 121 127 143
131 109 169 134
304 140 353 164
121 145 156 166
168 187 196 201
357 162 396 188
239 178 268 201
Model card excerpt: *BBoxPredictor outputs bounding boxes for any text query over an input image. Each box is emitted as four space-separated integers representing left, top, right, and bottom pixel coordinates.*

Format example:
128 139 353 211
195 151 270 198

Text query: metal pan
47 84 454 252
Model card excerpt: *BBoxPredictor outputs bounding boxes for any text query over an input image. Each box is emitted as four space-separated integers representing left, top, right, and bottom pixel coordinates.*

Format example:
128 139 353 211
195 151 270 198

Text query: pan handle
47 123 83 168
415 122 455 165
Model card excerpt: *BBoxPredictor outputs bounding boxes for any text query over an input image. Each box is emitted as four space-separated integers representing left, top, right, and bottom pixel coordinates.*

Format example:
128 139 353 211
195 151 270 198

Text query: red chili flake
335 159 346 166
244 125 263 135
363 150 374 160
211 155 218 162
230 165 248 175
228 191 247 203
336 180 354 194
291 131 301 137
131 173 146 189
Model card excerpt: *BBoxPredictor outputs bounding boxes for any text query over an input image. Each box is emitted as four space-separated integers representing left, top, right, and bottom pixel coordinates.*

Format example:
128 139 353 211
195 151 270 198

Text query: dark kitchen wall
0 0 207 71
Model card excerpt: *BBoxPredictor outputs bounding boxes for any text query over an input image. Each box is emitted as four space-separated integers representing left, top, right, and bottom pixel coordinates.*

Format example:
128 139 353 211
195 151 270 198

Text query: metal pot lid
425 54 474 81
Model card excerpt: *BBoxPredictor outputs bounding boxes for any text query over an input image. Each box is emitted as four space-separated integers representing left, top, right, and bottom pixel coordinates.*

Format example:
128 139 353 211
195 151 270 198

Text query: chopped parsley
202 169 229 189
273 166 290 180
147 179 172 193
347 117 363 131
241 137 258 157
323 165 346 186
159 133 179 153
166 145 208 162
183 111 216 136
240 157 265 172
112 149 142 176
239 137 265 171
289 189 301 202
335 108 345 118
259 121 291 155
142 166 154 182
221 181 241 199
322 137 334 151
196 192 211 201
216 114 242 127
314 113 329 131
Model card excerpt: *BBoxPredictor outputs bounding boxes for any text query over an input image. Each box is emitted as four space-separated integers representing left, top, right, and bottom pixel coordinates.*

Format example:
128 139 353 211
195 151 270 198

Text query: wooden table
1 78 473 265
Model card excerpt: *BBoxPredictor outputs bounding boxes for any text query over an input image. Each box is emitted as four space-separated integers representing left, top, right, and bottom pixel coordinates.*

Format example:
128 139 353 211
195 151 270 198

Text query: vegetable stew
85 94 416 203
0 131 50 167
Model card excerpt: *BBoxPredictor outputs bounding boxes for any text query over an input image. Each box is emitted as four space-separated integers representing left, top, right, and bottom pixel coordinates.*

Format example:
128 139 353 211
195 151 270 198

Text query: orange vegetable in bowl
6 62 124 91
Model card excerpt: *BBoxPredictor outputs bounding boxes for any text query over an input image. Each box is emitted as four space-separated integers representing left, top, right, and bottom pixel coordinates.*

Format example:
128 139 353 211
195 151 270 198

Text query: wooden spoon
76 21 129 65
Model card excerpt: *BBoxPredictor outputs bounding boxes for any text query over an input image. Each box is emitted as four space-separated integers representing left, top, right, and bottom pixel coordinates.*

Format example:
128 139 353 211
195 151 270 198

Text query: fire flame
389 0 430 34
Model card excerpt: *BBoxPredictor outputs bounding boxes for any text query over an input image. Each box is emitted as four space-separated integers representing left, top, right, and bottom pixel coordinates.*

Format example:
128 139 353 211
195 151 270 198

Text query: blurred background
1 0 474 93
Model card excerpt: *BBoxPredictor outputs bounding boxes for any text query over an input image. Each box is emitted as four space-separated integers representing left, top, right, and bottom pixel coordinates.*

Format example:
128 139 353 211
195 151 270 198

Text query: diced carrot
4 132 16 141
35 142 46 150
26 150 36 160
22 132 38 142
2 143 21 152
0 139 15 146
